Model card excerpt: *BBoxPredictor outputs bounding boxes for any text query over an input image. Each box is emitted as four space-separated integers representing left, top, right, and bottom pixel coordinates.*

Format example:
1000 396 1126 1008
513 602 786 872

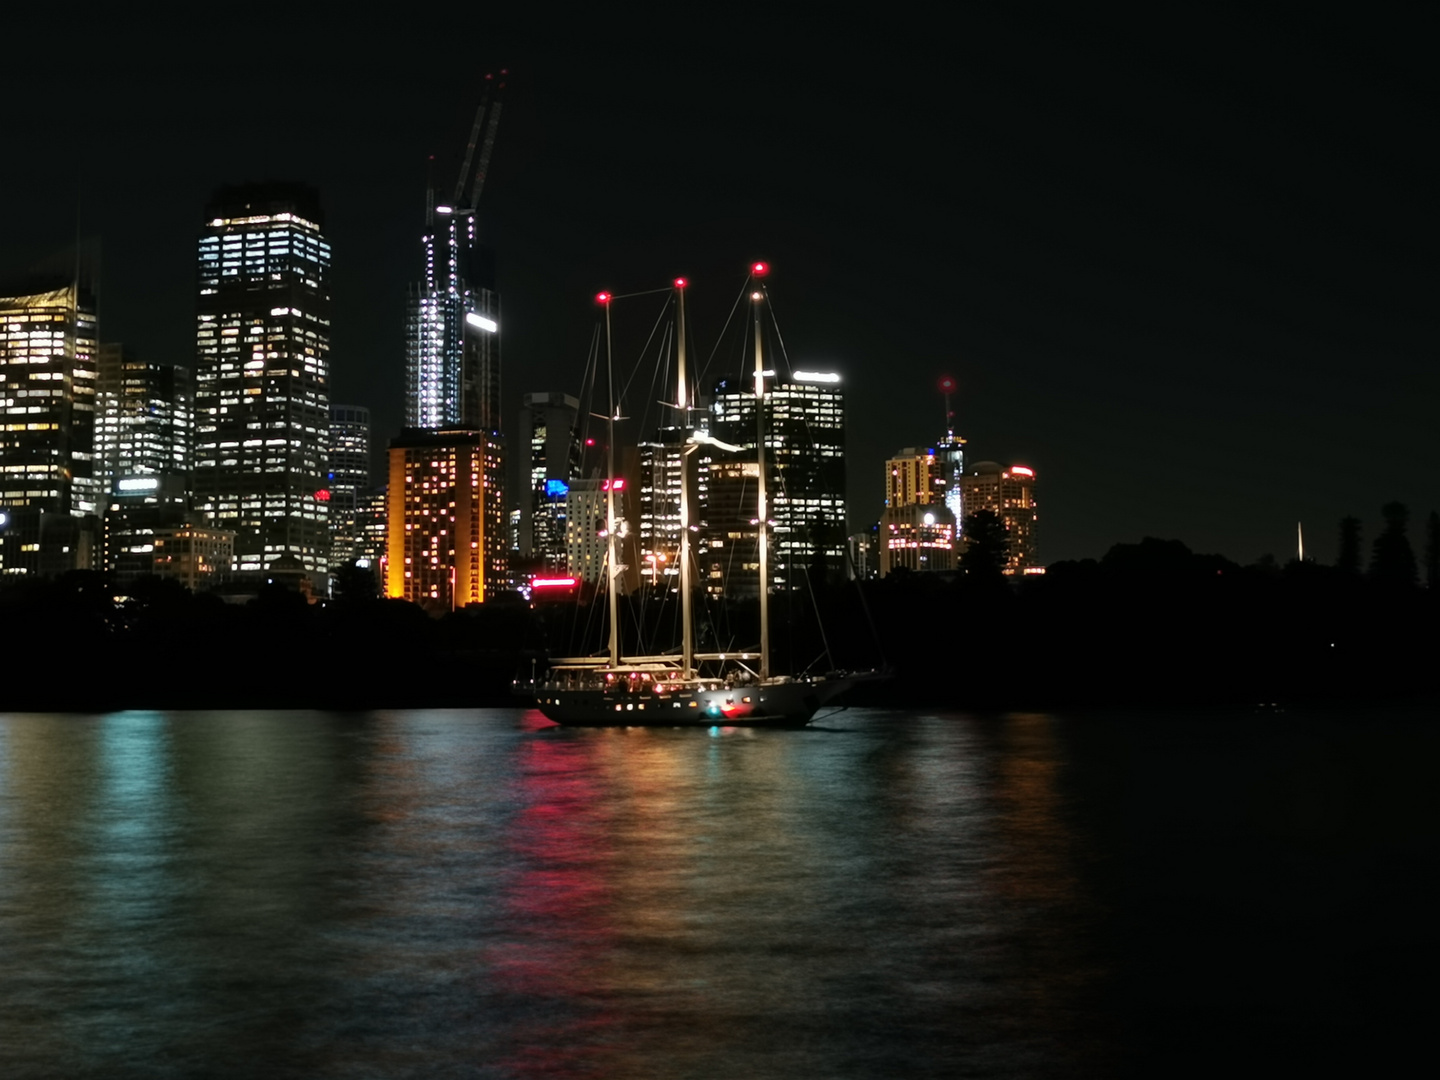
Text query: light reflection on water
16 705 1428 1076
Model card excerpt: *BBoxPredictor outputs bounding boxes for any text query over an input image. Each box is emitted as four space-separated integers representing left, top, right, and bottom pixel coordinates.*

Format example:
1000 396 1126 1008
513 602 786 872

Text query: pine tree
960 509 1009 580
1368 502 1418 587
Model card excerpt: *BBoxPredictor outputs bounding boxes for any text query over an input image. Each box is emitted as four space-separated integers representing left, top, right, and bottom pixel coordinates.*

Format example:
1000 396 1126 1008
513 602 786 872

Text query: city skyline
0 11 1432 566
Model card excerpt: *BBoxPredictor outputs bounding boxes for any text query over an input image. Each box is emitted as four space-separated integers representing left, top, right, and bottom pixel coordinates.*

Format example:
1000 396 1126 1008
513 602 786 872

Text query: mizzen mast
674 277 695 680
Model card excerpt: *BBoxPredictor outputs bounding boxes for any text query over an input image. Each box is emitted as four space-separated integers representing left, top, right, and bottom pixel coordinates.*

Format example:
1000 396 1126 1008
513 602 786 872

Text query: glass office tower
193 183 331 583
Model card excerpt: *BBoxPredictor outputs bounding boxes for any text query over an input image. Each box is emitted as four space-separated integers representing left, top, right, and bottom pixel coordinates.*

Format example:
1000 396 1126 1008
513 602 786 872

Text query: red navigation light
751 261 769 277
938 375 957 393
595 291 612 304
674 277 687 289
585 438 595 446
314 489 331 502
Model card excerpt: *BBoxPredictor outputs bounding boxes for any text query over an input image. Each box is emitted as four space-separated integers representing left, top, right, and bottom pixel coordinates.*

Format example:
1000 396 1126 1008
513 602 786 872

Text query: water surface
0 706 1432 1077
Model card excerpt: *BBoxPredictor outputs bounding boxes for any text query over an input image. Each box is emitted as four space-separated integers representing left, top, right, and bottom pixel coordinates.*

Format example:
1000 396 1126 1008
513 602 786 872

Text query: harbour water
0 706 1433 1077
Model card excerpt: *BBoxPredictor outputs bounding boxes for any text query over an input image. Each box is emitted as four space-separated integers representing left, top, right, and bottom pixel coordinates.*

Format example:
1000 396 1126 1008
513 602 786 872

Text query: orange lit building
879 447 955 576
958 461 1039 572
385 428 505 608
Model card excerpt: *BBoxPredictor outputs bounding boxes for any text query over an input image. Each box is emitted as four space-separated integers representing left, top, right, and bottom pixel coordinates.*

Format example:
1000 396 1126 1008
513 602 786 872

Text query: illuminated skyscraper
879 446 956 575
518 391 579 570
385 428 505 609
0 276 100 579
637 432 687 589
0 280 98 516
958 461 1039 572
708 370 847 593
404 206 500 431
193 183 331 584
327 404 370 569
95 345 192 484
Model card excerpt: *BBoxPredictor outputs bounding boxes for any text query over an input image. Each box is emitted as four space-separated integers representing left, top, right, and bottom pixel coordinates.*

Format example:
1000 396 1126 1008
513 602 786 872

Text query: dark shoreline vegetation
3 534 1436 713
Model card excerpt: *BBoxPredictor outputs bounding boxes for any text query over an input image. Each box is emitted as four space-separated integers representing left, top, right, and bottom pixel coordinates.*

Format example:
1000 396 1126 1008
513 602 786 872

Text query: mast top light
595 291 612 304
750 291 763 302
674 277 687 289
751 261 769 277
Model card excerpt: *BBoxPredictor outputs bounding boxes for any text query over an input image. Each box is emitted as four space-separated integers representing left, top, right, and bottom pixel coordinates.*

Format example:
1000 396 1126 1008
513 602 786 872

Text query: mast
599 291 620 667
750 266 770 681
675 278 694 679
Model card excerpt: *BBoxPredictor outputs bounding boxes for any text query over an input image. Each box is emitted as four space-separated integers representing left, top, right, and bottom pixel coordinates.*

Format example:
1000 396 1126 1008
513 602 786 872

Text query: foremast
749 274 771 682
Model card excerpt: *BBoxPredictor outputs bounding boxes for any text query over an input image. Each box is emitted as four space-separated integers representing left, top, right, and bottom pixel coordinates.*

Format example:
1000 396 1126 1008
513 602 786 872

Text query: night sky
2 10 1432 565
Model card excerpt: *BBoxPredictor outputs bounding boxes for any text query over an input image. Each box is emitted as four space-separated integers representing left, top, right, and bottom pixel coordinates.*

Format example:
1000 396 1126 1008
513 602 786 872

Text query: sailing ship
525 266 870 727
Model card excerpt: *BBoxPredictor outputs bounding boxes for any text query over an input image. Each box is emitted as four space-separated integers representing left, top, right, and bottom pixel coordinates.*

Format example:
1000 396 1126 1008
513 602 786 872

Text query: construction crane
452 70 508 209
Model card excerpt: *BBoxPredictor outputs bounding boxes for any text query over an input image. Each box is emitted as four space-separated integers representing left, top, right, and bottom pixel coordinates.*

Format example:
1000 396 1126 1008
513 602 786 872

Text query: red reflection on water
486 731 619 1077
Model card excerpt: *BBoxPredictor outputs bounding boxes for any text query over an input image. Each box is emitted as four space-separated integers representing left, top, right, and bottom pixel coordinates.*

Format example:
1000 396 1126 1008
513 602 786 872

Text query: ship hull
530 674 860 728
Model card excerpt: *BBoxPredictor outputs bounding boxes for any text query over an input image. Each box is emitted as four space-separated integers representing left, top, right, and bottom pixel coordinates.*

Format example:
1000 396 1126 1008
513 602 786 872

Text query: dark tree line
1 505 1434 711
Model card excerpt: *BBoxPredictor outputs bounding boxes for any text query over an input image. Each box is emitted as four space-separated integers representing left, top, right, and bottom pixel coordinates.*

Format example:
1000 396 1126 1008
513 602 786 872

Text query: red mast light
938 375 957 393
751 261 769 277
595 291 612 304
674 277 688 289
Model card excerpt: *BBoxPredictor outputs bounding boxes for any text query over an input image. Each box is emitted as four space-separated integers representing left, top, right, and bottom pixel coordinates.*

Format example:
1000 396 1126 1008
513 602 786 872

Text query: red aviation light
595 291 612 304
314 489 331 502
751 261 769 277
674 277 688 289
938 375 957 393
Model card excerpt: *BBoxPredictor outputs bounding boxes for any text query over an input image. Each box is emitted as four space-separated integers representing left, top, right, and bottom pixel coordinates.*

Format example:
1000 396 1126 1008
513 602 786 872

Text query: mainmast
675 277 695 680
598 291 621 667
750 263 771 682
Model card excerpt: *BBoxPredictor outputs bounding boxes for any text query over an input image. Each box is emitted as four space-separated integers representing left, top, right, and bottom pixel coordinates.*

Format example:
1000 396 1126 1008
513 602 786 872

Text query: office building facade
328 404 370 569
193 183 331 585
0 281 99 517
879 446 956 576
385 428 505 609
404 205 501 432
708 371 847 593
958 461 1039 572
518 391 579 569
95 344 192 483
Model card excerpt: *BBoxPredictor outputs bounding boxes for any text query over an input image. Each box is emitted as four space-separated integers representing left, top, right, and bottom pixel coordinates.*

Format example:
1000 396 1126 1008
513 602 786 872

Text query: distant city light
532 577 578 588
117 477 160 492
314 489 331 502
923 512 935 526
545 478 570 497
435 205 454 214
465 312 498 333
1011 465 1034 476
792 371 841 384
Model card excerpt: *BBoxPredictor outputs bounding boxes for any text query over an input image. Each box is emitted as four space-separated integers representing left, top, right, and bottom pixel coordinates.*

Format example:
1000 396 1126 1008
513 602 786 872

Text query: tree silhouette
1426 510 1439 589
1368 502 1418 587
1337 516 1362 576
960 509 1009 580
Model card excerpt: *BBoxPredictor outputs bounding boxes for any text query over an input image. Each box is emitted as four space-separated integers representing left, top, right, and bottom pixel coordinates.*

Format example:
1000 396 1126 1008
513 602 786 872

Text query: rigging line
695 275 752 392
617 293 673 410
574 323 602 473
634 322 673 444
761 285 795 381
607 286 673 300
